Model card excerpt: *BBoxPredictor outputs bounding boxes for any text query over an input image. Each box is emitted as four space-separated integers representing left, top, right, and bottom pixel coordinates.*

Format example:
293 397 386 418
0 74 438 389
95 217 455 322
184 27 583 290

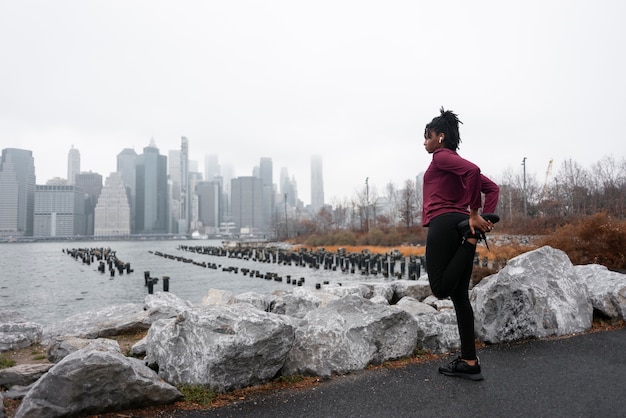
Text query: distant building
280 167 298 207
231 176 263 236
0 148 36 237
136 139 168 234
259 157 273 232
117 148 137 233
67 146 80 185
197 180 222 232
311 154 325 213
204 154 220 182
34 185 85 237
75 171 103 236
94 172 131 236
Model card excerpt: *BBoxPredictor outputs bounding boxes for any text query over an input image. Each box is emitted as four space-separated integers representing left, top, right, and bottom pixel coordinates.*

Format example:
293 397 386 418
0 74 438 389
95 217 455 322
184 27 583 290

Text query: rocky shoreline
2 245 626 417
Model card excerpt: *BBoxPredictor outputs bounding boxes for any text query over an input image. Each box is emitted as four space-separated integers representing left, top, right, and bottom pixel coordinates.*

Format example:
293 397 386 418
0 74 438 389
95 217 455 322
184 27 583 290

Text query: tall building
280 167 298 207
34 185 85 237
259 157 273 233
136 139 168 234
116 148 137 233
94 172 131 236
75 172 103 236
179 136 190 233
0 148 36 237
197 180 222 233
231 176 263 236
204 154 220 182
67 146 80 185
168 149 182 233
311 154 325 213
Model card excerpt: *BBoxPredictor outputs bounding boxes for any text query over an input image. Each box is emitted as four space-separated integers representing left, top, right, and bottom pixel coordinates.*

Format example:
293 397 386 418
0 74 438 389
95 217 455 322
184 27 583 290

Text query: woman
422 107 499 381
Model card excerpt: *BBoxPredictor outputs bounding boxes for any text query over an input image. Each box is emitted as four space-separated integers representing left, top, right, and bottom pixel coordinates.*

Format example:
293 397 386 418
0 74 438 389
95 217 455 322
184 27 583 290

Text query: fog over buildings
0 140 331 239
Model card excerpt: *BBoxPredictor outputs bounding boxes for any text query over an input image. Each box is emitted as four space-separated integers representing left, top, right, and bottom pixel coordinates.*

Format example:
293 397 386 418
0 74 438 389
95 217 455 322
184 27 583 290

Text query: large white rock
391 279 433 302
575 264 626 319
471 246 593 343
0 321 42 352
14 341 182 418
145 303 295 392
270 287 337 318
395 297 459 354
41 303 149 345
281 294 418 377
143 291 194 321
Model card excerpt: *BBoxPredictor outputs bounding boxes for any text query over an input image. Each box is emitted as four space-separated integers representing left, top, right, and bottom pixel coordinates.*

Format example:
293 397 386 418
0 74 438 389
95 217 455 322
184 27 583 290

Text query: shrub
540 212 626 270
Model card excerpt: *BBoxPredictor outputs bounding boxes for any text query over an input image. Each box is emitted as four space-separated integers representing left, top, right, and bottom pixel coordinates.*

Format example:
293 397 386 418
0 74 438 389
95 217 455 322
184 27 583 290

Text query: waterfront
0 240 382 326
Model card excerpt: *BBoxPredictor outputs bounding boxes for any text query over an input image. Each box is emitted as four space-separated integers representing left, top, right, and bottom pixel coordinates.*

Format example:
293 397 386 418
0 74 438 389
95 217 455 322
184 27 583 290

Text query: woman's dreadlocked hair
424 107 463 151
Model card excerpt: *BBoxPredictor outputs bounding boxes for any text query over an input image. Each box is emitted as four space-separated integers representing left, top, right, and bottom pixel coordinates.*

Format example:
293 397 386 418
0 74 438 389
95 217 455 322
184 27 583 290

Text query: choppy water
0 240 373 326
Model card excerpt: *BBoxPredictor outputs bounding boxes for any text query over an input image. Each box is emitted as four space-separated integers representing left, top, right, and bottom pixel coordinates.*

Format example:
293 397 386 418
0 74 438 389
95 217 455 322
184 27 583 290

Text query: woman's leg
450 241 477 360
426 213 478 360
426 213 473 298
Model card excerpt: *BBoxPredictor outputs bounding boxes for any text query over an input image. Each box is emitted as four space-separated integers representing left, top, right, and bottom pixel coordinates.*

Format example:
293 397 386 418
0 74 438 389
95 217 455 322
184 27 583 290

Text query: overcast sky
2 1 624 205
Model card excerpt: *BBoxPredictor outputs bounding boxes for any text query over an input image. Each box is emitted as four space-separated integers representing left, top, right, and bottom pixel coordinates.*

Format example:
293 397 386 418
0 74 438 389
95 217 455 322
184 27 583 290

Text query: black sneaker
456 213 500 250
438 356 484 381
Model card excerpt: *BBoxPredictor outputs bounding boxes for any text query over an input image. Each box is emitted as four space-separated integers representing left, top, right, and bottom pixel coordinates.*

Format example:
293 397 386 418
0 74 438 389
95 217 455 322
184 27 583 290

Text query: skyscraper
204 154 220 182
311 154 324 213
67 146 80 185
136 139 168 234
34 184 85 237
75 172 103 236
0 148 36 237
197 180 221 232
117 148 137 233
231 176 263 236
94 172 131 236
259 157 273 233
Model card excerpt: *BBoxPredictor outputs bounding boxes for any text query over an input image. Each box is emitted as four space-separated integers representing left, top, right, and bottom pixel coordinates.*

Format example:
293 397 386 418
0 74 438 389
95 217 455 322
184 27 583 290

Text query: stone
201 288 235 305
575 264 626 319
391 279 433 302
0 321 42 352
270 288 327 318
471 246 593 343
41 303 149 345
145 303 295 392
15 341 182 418
46 336 120 363
396 296 438 316
281 294 418 377
232 291 272 311
395 297 458 354
0 363 52 389
130 336 148 357
413 310 461 354
143 291 194 322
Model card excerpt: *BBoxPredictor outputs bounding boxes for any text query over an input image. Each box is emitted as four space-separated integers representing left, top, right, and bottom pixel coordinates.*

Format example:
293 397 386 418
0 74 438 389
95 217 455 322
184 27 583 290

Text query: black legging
426 212 477 360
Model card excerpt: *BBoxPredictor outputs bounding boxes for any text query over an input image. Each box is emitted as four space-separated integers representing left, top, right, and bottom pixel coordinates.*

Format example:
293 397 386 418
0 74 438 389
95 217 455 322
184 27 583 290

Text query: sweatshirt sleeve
481 174 500 213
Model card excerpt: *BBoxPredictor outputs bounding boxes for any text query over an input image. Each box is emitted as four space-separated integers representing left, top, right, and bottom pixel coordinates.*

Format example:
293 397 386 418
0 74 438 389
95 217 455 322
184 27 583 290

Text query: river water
0 240 376 326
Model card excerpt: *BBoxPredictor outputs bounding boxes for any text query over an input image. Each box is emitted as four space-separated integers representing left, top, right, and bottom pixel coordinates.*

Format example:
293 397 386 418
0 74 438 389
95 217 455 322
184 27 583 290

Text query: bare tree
399 179 418 228
384 181 399 226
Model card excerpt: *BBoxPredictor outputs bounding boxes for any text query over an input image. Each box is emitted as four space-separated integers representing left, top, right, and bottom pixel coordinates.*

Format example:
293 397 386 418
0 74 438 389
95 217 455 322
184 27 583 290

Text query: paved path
172 327 626 417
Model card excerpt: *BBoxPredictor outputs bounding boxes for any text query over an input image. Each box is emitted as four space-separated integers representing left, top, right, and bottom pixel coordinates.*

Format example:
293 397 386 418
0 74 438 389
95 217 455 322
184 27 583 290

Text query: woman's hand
468 210 494 235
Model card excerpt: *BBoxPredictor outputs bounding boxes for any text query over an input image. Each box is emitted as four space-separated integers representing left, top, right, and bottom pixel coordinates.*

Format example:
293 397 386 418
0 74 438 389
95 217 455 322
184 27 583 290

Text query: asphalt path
170 327 626 418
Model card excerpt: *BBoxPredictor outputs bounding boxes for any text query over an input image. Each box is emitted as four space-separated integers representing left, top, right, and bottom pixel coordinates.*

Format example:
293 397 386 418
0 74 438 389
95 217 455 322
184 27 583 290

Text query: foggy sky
2 0 624 204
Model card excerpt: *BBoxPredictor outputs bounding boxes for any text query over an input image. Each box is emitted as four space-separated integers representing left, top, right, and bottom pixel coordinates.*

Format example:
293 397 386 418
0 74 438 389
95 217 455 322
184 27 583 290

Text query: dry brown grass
540 212 626 270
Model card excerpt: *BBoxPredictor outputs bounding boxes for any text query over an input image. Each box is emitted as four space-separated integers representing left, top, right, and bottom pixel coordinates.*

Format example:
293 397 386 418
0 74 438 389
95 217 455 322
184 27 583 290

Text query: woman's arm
481 174 500 214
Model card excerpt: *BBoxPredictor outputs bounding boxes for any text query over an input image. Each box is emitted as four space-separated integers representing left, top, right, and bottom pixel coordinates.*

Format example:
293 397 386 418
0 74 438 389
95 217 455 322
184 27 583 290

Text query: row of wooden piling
64 247 134 277
177 245 425 280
